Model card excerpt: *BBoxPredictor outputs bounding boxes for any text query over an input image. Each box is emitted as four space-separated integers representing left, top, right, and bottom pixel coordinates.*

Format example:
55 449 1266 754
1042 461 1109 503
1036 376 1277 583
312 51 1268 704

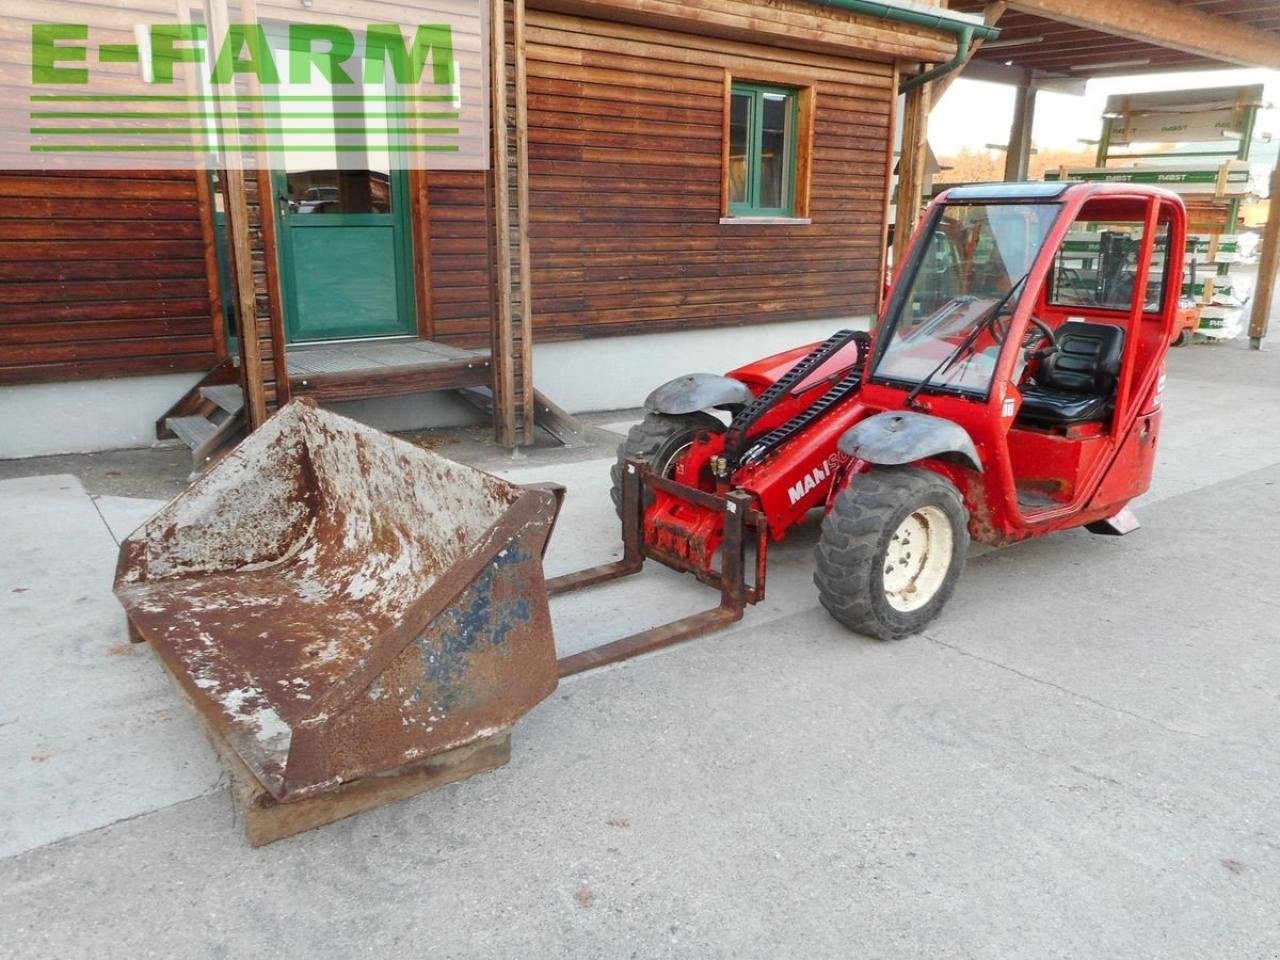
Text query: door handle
278 193 291 217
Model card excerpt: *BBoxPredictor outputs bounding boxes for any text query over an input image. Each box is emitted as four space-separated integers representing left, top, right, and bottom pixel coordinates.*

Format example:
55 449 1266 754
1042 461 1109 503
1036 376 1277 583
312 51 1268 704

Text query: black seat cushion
1018 322 1124 427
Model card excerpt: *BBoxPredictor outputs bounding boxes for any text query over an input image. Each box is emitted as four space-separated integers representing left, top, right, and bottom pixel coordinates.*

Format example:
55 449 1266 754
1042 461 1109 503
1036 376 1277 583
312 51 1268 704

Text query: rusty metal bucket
115 400 561 804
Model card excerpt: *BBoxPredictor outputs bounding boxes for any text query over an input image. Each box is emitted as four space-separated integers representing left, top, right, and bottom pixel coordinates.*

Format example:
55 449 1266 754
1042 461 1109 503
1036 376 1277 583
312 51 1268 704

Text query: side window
1051 220 1171 313
724 81 812 219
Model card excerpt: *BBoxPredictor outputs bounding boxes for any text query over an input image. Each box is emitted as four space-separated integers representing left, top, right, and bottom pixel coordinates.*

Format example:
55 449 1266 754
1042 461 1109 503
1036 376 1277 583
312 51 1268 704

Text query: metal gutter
801 0 999 41
799 0 997 93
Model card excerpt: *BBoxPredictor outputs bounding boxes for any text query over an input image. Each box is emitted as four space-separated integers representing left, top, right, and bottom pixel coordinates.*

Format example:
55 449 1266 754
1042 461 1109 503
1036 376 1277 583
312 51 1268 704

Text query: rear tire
610 412 725 515
814 467 969 640
1173 328 1193 347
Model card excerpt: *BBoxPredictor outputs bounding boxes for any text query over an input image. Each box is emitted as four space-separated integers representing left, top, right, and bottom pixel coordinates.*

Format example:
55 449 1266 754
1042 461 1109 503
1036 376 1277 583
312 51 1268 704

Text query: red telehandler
549 181 1186 673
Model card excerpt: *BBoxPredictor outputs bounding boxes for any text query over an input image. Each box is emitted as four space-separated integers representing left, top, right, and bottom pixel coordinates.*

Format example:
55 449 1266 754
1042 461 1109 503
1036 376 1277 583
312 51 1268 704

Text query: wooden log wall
0 170 221 385
427 9 896 346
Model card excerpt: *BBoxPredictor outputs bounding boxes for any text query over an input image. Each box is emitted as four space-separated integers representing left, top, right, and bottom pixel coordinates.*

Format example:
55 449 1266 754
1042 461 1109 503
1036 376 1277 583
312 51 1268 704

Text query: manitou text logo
10 1 487 171
787 455 842 506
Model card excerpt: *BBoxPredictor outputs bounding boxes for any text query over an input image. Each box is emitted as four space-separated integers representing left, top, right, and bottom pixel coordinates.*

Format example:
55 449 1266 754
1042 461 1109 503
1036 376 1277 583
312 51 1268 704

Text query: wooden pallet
217 730 512 848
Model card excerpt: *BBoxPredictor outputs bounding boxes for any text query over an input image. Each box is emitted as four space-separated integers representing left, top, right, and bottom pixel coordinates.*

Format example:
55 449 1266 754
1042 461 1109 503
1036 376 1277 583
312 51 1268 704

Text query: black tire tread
609 412 723 513
814 467 969 640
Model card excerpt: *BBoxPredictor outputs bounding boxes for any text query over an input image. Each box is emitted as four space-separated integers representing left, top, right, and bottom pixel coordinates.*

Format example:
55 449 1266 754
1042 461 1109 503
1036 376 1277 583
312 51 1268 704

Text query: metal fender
838 411 983 473
644 373 755 415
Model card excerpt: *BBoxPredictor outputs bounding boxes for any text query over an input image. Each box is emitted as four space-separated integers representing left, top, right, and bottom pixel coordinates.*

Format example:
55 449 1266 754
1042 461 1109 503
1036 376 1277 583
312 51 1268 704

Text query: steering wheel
1022 316 1059 363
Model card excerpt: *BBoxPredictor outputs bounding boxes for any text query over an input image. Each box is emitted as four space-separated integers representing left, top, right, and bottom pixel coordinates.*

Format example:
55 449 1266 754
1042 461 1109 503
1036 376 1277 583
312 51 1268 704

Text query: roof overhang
949 0 1280 81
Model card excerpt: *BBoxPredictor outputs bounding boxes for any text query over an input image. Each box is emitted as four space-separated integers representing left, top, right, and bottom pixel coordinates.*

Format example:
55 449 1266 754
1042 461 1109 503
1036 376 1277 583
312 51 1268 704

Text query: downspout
899 26 974 94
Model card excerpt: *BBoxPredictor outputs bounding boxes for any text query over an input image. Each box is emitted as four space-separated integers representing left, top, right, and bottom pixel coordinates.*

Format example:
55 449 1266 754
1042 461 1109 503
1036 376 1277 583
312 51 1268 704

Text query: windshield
875 202 1061 396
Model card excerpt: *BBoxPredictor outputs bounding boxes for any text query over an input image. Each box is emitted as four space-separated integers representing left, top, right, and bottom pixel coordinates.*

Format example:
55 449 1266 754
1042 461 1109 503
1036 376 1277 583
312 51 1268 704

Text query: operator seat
1017 321 1125 427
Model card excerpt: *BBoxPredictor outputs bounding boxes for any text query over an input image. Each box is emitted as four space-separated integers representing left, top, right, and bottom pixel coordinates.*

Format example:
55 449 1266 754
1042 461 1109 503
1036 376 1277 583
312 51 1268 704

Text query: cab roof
943 182 1072 202
939 181 1183 206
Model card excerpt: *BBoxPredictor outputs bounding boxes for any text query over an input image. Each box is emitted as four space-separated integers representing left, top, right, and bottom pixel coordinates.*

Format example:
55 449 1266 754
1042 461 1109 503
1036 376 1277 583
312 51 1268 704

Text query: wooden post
255 167 291 406
1248 164 1280 349
894 83 931 270
488 0 518 447
204 0 267 428
221 168 269 428
1004 84 1037 182
513 0 535 443
1095 115 1114 167
238 0 289 407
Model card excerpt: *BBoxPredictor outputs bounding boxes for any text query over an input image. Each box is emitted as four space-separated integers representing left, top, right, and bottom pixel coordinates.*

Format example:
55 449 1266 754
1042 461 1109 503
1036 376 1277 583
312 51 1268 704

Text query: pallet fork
548 457 769 677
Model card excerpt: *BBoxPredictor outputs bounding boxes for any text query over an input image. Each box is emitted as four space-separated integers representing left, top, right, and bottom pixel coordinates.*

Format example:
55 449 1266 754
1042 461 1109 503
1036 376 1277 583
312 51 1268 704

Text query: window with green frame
727 82 799 218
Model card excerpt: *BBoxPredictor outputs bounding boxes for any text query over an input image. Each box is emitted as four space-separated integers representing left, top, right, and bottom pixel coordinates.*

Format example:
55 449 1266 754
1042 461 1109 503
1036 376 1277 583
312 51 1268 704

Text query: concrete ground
2 338 1279 959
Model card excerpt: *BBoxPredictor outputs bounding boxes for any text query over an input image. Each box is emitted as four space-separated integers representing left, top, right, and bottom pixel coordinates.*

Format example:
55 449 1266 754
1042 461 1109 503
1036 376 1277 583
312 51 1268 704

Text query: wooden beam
1007 0 1280 70
514 0 536 444
289 356 493 403
254 166 290 406
489 0 518 448
930 1 1007 107
238 0 288 409
1003 83 1037 181
1248 165 1280 349
205 0 266 428
221 167 267 428
893 83 931 271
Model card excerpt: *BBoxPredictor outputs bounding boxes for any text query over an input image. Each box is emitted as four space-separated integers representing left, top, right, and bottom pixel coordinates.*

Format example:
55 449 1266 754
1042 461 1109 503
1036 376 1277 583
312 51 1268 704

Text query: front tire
814 467 969 640
610 412 725 515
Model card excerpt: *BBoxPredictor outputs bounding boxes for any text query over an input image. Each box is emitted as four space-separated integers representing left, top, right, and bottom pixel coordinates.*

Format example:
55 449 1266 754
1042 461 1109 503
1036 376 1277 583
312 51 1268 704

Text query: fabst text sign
9 1 489 170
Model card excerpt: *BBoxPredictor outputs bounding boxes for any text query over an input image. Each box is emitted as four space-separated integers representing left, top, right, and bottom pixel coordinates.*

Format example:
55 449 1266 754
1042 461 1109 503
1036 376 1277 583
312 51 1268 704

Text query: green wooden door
274 168 416 342
265 24 416 343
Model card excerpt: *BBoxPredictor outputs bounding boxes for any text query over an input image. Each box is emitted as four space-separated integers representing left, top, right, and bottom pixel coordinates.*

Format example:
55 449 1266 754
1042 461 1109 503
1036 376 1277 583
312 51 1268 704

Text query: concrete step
166 415 217 450
200 384 244 415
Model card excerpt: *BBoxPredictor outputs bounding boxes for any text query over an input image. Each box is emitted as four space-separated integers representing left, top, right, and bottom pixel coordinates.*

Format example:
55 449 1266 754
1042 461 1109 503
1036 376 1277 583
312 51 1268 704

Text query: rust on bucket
115 400 561 803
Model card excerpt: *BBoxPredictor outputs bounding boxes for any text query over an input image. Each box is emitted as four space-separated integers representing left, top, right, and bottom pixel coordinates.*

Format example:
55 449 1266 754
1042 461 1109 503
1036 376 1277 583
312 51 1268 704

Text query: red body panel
645 183 1186 576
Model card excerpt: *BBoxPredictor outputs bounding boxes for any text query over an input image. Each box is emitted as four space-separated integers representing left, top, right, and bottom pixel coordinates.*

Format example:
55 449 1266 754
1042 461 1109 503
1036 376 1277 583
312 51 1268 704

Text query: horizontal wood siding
243 170 284 410
427 171 497 351
428 11 893 346
530 12 889 339
0 170 218 384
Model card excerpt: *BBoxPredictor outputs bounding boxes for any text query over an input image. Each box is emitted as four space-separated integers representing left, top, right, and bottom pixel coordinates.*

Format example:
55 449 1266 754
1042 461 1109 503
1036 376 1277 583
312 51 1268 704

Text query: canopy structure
893 0 1280 344
950 0 1280 82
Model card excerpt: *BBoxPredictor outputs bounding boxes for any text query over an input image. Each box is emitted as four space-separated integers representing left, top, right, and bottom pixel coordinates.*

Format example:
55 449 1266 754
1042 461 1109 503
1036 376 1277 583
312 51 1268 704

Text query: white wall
329 392 483 432
0 373 202 459
533 315 872 413
0 317 873 457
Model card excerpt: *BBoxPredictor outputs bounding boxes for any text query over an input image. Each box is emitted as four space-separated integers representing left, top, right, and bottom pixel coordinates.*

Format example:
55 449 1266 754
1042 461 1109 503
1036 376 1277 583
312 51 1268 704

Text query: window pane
284 170 391 215
1051 220 1153 311
728 92 751 205
758 93 791 210
875 203 1061 395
